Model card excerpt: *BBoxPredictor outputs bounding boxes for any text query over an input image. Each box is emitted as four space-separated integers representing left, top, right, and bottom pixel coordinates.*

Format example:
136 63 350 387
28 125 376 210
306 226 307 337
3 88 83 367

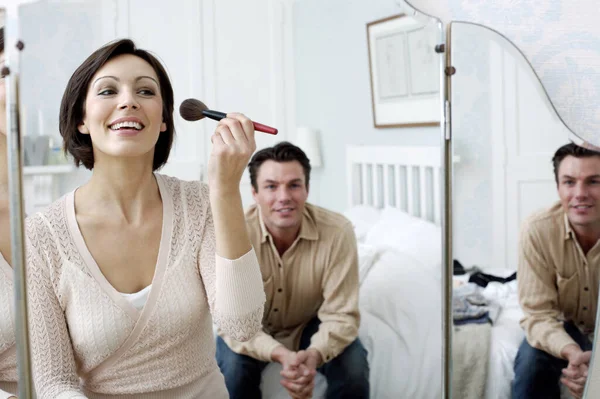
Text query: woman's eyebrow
93 75 159 86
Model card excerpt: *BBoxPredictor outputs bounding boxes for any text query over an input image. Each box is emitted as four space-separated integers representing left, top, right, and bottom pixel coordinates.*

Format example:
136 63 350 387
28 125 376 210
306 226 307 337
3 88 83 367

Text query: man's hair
248 141 312 191
552 143 600 184
59 38 175 171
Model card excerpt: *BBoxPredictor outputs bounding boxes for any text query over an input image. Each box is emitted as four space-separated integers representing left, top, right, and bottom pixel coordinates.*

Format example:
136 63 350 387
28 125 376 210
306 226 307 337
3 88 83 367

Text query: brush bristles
179 98 209 121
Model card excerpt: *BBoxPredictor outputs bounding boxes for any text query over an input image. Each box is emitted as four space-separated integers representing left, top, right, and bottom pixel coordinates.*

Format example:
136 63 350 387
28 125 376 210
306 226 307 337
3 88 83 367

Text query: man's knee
512 338 566 398
326 339 370 385
514 338 563 376
216 337 263 380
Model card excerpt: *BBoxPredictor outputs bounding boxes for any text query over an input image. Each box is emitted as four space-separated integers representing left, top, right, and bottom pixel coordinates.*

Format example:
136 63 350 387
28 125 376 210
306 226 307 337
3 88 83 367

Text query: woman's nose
118 90 140 110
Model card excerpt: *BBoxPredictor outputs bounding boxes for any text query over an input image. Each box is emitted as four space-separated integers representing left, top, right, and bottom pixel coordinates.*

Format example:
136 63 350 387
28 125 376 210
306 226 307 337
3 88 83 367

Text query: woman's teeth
110 121 143 130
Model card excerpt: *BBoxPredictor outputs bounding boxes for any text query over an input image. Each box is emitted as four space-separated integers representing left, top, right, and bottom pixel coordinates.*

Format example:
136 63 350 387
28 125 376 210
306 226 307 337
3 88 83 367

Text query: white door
489 34 571 271
451 24 571 271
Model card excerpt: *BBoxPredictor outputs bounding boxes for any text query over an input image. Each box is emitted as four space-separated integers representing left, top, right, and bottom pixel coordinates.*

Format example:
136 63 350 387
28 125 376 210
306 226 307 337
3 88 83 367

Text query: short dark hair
59 39 175 170
248 141 312 191
552 142 600 184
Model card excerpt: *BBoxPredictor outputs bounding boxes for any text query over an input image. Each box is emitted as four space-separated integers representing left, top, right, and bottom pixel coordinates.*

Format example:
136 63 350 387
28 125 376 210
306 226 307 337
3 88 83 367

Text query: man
513 142 600 399
216 141 369 399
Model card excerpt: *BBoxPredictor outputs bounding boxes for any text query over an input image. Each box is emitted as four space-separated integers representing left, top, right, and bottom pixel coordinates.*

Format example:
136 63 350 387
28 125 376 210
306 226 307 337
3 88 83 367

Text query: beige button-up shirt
518 201 600 359
219 203 360 364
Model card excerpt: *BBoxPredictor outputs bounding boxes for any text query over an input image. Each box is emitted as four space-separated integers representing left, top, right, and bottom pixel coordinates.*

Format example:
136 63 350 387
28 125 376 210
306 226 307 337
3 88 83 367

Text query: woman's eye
139 89 155 96
98 88 116 95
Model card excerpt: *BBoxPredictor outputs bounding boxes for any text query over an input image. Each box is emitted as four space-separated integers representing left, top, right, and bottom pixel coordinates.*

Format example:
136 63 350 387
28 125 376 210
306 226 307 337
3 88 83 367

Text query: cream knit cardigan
25 174 265 398
0 253 17 399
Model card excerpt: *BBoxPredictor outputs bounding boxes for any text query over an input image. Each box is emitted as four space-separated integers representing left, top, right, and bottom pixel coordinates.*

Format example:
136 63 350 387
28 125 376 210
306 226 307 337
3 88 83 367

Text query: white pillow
343 205 382 242
357 243 380 285
364 207 441 270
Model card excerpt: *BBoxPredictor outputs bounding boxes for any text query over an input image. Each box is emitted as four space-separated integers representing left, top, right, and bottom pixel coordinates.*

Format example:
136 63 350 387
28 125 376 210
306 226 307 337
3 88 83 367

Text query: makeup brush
179 99 278 135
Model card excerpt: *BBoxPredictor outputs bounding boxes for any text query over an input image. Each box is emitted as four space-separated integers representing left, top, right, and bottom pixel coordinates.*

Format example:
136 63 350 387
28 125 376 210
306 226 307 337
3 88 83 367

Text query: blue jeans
512 321 593 399
216 317 370 399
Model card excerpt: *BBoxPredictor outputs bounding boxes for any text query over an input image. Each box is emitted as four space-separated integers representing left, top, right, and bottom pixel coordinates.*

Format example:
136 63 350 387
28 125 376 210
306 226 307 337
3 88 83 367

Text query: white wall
12 0 295 213
10 0 444 215
292 0 441 212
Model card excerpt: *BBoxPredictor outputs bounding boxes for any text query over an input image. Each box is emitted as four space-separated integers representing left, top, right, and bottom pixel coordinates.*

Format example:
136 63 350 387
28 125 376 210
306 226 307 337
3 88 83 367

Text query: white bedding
261 247 442 399
481 279 524 399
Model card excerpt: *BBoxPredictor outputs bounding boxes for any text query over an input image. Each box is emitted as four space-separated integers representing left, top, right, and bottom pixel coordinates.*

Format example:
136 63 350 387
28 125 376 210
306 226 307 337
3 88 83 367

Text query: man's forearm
220 330 283 362
561 343 583 361
271 344 292 363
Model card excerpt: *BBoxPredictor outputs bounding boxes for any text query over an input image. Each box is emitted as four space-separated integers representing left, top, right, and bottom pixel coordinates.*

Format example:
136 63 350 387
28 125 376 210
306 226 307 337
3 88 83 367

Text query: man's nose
574 182 589 198
277 187 292 201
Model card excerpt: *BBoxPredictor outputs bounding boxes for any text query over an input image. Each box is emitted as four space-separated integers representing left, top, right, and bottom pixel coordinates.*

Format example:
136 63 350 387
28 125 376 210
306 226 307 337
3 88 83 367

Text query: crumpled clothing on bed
453 283 502 325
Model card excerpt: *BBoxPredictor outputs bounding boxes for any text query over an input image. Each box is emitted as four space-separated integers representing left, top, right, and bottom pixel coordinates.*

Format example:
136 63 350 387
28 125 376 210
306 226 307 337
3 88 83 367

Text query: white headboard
346 145 442 225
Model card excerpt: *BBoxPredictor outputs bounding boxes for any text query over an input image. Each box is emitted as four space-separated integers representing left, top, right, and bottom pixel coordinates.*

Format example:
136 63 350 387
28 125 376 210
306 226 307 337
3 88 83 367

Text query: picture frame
366 14 441 128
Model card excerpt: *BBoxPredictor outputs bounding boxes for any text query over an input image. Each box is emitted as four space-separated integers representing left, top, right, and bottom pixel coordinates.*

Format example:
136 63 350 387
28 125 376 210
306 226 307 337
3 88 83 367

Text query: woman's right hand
207 113 256 195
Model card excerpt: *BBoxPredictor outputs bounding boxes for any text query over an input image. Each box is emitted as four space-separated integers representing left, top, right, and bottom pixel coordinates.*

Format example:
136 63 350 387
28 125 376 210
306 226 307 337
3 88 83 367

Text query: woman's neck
77 155 161 224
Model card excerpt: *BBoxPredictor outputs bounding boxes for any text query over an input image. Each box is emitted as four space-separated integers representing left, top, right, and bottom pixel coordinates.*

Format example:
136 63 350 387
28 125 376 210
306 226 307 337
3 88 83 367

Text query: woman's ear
77 123 90 134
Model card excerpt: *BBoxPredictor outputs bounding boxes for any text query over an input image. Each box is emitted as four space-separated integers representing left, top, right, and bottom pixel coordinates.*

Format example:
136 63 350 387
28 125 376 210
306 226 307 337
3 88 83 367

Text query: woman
25 38 265 398
0 27 18 399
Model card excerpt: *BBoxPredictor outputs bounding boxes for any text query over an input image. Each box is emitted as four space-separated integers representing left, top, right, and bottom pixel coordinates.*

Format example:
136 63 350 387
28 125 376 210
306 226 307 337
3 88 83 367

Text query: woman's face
78 53 166 165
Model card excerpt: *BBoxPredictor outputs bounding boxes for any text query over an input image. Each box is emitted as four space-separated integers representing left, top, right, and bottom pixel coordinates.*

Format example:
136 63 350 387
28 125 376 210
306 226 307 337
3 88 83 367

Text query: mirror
6 0 445 398
450 21 597 399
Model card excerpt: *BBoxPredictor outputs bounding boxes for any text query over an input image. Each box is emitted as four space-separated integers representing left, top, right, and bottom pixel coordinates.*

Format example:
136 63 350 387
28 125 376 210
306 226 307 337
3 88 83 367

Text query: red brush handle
253 121 278 135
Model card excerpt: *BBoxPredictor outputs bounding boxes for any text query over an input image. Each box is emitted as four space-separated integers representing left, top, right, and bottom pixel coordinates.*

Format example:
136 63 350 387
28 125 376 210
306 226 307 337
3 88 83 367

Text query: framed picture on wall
366 14 441 128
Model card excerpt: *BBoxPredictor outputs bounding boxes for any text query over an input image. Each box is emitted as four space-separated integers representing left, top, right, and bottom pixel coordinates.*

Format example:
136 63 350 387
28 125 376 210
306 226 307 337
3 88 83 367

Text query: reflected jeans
216 317 370 399
512 321 593 399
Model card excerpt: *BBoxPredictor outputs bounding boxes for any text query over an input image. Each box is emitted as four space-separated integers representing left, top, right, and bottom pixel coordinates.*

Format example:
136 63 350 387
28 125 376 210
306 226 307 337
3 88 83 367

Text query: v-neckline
66 173 173 321
0 251 12 280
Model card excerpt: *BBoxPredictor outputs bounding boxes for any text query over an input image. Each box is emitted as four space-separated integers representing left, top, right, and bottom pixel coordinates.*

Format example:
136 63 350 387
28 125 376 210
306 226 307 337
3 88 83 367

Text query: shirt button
268 323 272 327
274 308 279 312
583 307 588 311
585 287 589 291
580 321 585 325
278 288 282 293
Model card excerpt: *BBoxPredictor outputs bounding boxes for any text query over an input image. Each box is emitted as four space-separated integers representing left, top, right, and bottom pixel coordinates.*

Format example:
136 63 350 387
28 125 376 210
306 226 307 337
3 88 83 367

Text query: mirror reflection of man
215 142 370 399
513 143 600 399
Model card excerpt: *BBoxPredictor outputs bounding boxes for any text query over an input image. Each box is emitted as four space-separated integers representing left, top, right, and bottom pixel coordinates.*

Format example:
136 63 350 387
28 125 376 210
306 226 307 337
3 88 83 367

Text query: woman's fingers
227 112 255 145
217 114 255 147
211 132 225 146
214 124 235 147
207 112 257 191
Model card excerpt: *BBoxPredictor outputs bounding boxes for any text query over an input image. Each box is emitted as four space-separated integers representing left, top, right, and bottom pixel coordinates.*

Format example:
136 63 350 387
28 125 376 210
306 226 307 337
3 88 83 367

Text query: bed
338 145 526 399
258 144 529 399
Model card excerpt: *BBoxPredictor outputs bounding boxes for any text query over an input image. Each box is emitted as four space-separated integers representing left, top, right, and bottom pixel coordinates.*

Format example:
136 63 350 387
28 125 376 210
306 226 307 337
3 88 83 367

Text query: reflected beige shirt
219 203 360 364
518 201 600 359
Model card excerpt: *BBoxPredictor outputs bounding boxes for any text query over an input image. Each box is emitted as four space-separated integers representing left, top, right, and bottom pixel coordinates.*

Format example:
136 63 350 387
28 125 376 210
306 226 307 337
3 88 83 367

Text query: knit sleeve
25 218 87 399
196 184 265 342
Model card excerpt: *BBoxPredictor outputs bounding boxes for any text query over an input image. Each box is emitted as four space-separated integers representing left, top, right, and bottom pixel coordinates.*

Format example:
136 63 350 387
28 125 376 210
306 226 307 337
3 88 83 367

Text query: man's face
557 155 600 229
252 160 309 234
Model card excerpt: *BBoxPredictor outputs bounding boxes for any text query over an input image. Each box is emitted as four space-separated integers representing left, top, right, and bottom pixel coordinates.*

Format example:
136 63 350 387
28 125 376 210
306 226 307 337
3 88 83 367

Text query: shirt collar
564 212 574 241
258 205 319 244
